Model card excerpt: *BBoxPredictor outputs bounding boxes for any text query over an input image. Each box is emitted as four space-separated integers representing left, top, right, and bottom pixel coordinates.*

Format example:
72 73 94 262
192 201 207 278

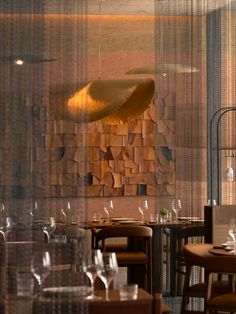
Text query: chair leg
180 265 192 314
128 266 144 287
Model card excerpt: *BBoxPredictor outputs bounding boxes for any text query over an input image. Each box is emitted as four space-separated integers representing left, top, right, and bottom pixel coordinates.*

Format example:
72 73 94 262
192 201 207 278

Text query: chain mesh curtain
0 0 235 313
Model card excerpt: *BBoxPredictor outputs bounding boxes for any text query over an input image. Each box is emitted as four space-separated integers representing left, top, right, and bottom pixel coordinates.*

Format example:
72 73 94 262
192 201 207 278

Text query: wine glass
98 252 119 300
104 200 113 222
30 201 39 220
171 199 182 221
138 199 148 222
31 250 51 294
228 218 236 254
83 249 103 300
0 203 5 215
0 216 12 241
42 217 56 242
61 201 72 224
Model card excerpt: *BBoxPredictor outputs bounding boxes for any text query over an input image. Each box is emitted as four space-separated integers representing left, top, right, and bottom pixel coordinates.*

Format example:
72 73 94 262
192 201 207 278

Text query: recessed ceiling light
14 59 24 66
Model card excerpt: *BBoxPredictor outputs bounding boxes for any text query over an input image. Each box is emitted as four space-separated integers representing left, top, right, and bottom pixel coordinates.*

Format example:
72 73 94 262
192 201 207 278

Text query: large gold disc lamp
126 63 199 76
61 78 155 125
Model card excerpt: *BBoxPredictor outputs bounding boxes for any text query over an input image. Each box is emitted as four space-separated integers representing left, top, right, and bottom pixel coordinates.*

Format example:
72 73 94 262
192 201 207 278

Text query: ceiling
86 0 235 16
0 0 235 16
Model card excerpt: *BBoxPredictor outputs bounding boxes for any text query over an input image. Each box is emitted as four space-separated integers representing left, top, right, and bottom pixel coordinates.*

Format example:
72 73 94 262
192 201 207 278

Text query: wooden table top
209 247 236 256
4 288 154 314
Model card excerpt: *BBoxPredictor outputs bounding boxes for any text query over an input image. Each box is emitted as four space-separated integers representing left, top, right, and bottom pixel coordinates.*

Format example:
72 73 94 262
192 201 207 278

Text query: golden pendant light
53 0 155 125
126 63 199 76
65 77 155 124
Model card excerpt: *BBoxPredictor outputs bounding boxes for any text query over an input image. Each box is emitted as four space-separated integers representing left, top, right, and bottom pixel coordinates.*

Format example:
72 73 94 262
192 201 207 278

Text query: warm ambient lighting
54 78 155 125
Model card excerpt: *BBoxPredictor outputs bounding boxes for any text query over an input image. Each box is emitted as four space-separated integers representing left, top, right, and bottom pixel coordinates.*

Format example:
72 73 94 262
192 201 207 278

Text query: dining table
88 217 205 296
3 288 154 314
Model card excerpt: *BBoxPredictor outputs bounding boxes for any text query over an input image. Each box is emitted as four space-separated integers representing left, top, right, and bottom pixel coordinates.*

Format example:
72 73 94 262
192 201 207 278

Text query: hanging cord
98 0 102 80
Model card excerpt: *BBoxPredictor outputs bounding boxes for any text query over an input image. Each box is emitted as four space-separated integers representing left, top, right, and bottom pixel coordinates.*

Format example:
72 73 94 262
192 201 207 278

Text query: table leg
151 226 163 294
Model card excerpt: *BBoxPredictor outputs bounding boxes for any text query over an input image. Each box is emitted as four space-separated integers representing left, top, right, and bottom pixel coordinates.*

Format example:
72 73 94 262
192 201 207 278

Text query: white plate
179 217 202 221
111 217 134 222
43 286 91 297
119 220 142 225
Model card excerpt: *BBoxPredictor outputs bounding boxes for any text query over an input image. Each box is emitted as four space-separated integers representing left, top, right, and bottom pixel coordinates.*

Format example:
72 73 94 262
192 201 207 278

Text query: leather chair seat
94 225 152 292
181 244 234 314
207 292 236 308
187 280 233 295
116 252 148 265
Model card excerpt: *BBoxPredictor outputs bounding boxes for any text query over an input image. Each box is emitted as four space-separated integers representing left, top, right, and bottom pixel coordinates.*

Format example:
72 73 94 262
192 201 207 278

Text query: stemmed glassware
42 217 56 242
29 201 40 220
98 252 119 300
83 249 103 300
228 218 236 254
61 201 72 224
138 199 148 222
104 200 113 222
171 199 182 221
31 250 51 295
0 216 12 241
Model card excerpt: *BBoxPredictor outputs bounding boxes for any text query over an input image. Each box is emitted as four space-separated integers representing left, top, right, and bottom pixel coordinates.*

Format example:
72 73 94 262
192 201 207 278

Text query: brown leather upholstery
207 292 236 312
181 243 234 314
94 225 153 292
204 251 236 313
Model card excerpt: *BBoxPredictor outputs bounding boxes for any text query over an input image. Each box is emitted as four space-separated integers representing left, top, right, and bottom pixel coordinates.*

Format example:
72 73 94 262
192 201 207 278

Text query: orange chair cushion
116 252 148 265
208 293 236 308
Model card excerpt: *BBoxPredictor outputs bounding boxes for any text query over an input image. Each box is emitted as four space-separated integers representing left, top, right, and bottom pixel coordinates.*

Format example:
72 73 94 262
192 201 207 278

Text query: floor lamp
209 107 236 205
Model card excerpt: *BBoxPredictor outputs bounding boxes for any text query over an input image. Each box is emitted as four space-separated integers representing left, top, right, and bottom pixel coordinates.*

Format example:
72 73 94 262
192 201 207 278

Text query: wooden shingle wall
0 94 175 199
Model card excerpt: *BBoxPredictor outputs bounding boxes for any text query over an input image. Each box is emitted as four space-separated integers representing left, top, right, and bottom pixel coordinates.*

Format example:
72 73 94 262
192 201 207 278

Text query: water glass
119 284 138 300
53 235 67 243
149 213 158 223
16 272 34 297
228 218 236 254
92 212 102 223
71 215 80 225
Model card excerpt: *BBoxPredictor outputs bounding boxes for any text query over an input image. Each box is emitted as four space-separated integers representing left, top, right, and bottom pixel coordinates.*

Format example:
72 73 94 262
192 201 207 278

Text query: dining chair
154 293 172 314
180 243 234 314
163 223 205 296
94 225 153 292
53 224 86 271
204 249 236 314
